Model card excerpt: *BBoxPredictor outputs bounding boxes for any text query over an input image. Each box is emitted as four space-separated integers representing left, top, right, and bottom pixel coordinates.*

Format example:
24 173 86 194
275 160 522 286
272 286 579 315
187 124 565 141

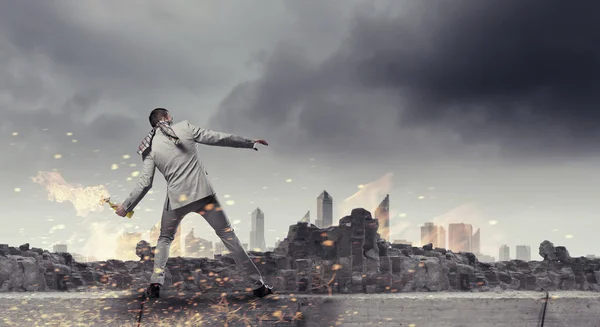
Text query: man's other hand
254 139 268 146
115 204 127 217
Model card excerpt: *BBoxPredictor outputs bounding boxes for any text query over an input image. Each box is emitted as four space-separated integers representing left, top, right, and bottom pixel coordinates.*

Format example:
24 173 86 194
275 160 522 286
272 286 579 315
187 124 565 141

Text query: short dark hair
149 108 169 127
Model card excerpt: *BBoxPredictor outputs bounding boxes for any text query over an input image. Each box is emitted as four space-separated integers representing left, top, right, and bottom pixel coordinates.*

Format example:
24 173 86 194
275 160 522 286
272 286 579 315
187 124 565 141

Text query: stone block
280 269 298 292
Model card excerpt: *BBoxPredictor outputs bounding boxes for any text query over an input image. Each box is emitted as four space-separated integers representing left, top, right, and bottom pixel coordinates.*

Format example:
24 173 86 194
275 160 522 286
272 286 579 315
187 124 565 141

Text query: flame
32 171 110 217
338 172 393 216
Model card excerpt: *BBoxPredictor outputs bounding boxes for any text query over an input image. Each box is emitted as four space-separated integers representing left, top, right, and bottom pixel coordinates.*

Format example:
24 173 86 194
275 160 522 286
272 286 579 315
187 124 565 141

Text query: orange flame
32 171 110 217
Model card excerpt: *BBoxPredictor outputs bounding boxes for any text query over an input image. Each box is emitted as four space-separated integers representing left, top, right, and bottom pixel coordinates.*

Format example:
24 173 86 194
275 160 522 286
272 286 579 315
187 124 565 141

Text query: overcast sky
2 0 600 260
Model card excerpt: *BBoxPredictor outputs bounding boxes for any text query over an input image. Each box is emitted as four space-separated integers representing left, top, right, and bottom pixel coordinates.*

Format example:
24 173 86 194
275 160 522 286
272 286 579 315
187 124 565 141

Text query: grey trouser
149 194 264 290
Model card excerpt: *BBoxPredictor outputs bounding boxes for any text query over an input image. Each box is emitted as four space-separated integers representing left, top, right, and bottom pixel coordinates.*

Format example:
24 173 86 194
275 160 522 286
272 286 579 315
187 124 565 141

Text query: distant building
250 208 266 251
215 242 225 255
185 228 213 258
499 245 510 261
171 224 183 257
148 223 160 244
448 223 472 252
586 254 597 260
374 194 390 241
301 211 310 223
53 244 68 253
421 223 438 247
516 245 531 261
116 232 142 260
316 191 333 228
393 239 413 246
472 228 481 254
438 226 446 249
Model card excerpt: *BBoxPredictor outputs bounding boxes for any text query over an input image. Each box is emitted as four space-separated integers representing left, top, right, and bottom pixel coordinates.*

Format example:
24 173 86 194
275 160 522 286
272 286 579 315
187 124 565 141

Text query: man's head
149 108 173 127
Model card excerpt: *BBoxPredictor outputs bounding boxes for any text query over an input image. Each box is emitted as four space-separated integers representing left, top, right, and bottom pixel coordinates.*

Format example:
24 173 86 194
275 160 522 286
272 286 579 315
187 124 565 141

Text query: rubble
1 208 600 293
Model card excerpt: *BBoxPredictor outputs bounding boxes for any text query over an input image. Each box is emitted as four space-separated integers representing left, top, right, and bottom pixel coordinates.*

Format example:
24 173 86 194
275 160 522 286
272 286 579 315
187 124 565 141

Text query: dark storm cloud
211 0 600 159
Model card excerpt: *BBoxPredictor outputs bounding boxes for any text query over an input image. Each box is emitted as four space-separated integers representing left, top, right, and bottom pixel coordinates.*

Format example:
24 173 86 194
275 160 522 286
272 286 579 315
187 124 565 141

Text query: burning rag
137 120 181 156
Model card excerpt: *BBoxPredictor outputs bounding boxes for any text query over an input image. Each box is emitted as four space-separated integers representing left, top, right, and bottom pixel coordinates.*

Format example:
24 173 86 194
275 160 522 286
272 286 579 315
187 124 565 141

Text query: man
115 108 273 298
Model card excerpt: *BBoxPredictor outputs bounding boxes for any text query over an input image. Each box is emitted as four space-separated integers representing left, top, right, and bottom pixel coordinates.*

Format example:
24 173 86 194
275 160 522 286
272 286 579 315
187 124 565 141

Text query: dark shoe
253 284 274 298
145 283 161 298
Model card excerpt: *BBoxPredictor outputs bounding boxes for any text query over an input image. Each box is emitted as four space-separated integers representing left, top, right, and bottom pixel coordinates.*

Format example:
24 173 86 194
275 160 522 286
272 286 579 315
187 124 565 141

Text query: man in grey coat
115 108 273 298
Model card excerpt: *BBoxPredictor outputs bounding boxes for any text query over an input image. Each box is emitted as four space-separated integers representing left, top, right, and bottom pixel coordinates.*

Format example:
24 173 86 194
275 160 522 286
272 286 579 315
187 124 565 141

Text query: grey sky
2 1 599 259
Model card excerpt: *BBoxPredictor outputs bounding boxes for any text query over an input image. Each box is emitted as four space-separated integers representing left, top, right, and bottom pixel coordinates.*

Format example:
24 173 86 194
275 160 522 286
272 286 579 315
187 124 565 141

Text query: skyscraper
148 223 160 244
301 211 310 223
499 245 510 261
171 223 183 257
437 226 446 249
472 228 481 254
420 222 438 247
53 244 68 253
516 245 531 261
250 208 266 251
374 194 390 241
316 191 333 228
448 223 472 252
185 228 202 257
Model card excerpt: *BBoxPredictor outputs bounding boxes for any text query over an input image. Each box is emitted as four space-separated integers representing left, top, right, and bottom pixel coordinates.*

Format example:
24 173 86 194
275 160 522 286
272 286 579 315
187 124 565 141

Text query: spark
122 154 130 159
126 177 132 181
72 139 78 143
488 220 498 225
13 188 21 192
129 163 136 167
418 196 425 200
286 178 293 183
12 132 18 136
53 154 62 159
131 171 140 177
398 213 407 217
224 194 231 198
565 234 573 239
110 164 118 170
357 184 365 189
232 220 241 225
225 200 235 206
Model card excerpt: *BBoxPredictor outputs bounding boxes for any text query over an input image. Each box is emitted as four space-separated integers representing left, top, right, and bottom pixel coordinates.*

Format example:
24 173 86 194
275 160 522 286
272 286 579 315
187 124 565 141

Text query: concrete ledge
0 291 599 326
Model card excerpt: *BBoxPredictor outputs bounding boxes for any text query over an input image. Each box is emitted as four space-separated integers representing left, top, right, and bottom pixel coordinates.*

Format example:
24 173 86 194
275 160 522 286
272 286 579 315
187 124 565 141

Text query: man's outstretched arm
185 120 268 149
116 154 156 216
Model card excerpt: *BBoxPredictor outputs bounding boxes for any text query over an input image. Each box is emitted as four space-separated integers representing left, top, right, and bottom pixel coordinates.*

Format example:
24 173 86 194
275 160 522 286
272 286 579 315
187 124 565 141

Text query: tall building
499 245 510 261
437 226 446 249
420 222 438 247
148 223 160 244
274 237 281 249
171 224 183 257
185 228 213 258
53 244 68 253
448 223 472 252
316 191 333 228
250 208 266 251
374 194 390 241
116 232 142 260
472 228 481 254
301 211 310 223
516 245 531 261
215 242 225 255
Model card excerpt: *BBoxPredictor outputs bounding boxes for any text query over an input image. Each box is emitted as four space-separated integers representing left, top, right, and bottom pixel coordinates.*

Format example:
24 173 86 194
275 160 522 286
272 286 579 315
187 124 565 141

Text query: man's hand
115 204 128 217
